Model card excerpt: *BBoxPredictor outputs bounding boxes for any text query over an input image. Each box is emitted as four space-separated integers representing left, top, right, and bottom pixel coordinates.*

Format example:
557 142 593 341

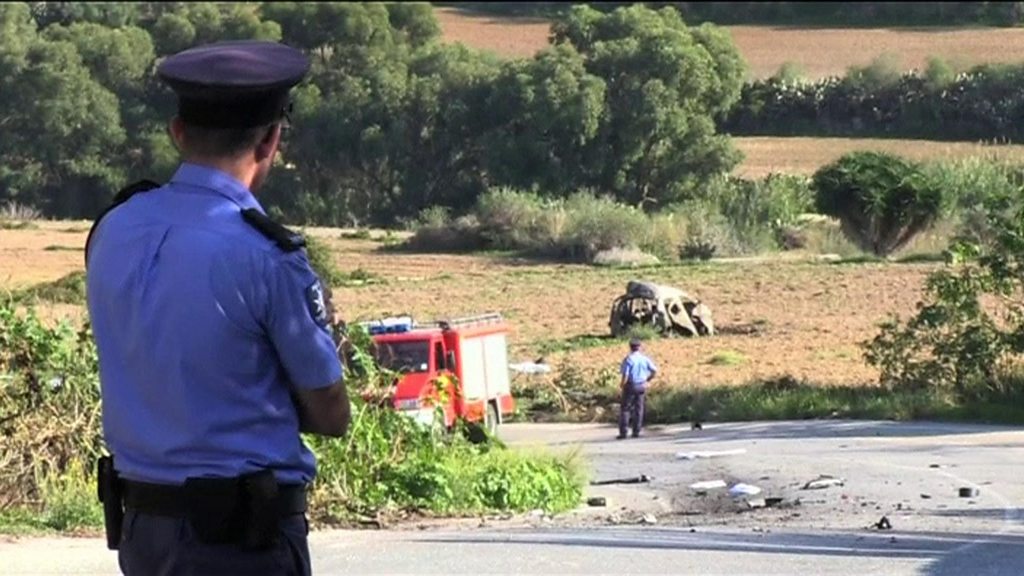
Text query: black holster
97 456 124 551
183 469 280 550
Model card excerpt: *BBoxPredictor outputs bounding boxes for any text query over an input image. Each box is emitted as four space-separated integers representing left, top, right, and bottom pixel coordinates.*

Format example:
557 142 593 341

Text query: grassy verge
310 415 585 525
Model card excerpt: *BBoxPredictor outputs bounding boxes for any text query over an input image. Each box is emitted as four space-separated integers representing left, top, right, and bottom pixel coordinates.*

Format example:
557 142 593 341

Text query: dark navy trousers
118 509 312 576
619 387 646 437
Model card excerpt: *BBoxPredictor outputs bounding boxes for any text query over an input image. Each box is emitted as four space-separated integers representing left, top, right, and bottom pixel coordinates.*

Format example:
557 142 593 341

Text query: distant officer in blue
85 40 350 576
618 338 658 439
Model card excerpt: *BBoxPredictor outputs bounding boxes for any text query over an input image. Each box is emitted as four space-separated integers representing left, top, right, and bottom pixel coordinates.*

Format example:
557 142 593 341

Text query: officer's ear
254 122 281 163
168 117 187 152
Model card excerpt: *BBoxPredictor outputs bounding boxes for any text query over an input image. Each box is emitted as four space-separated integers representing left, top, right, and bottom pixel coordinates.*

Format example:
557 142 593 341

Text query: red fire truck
360 312 515 434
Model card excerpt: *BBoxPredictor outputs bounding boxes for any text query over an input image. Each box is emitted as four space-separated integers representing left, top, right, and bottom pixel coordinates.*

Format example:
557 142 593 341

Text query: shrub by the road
864 184 1024 403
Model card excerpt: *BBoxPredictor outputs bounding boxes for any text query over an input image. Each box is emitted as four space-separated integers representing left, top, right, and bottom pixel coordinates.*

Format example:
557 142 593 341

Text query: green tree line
0 2 745 226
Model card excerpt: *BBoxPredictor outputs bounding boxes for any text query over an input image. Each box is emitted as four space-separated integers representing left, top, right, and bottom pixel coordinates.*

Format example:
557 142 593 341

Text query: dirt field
435 7 1024 79
3 222 937 389
733 137 1024 178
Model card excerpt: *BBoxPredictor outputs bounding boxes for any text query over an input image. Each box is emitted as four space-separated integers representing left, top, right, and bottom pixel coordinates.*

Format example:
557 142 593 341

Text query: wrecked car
609 280 714 338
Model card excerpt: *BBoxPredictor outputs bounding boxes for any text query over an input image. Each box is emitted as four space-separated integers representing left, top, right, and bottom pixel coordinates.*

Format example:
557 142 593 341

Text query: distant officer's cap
157 40 310 129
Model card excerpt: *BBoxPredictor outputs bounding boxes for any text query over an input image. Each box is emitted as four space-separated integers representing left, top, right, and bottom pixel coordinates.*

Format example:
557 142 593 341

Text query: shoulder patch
305 279 329 327
241 208 306 252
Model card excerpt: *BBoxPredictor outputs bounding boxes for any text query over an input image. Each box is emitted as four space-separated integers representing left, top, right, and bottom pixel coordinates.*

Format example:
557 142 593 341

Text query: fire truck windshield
374 341 430 374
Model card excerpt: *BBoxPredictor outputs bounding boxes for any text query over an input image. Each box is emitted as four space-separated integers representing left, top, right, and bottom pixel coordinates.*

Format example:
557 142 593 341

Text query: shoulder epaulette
85 179 162 267
241 208 306 252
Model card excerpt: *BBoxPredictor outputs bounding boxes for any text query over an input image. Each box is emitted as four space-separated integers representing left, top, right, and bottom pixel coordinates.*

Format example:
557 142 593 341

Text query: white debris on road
690 480 728 491
728 483 763 498
676 449 747 460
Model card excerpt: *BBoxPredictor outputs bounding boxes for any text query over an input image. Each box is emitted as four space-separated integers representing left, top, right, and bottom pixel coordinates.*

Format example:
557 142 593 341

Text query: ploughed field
3 222 936 388
734 137 1024 178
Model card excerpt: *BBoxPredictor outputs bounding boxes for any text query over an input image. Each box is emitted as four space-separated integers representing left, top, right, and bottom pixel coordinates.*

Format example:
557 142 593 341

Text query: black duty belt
122 479 307 517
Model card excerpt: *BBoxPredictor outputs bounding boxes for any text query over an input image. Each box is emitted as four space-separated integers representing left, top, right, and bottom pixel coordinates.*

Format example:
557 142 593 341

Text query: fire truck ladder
433 312 504 331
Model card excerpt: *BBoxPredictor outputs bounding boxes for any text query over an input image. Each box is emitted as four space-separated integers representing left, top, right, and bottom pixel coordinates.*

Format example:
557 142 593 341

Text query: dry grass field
2 222 937 390
435 7 1024 79
733 137 1024 178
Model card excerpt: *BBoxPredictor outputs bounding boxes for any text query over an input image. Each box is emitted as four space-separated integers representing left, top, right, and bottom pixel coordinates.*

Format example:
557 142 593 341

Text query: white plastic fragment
728 483 763 498
676 449 747 460
690 480 728 491
509 362 552 374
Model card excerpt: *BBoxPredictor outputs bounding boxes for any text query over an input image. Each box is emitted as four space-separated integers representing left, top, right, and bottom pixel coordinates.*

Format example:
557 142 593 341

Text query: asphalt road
4 420 1023 575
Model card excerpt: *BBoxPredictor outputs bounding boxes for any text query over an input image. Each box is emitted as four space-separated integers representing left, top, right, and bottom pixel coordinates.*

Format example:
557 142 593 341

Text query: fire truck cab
361 312 515 434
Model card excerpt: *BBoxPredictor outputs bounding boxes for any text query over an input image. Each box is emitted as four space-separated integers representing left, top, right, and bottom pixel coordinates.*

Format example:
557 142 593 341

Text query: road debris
729 483 763 498
959 487 980 498
746 498 767 509
590 474 653 486
920 493 932 499
640 513 658 525
587 497 607 507
874 516 892 530
690 480 728 492
676 449 747 460
802 475 845 490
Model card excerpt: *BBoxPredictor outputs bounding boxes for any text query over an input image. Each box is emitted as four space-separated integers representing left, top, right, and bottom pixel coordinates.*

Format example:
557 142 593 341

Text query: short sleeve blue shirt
86 163 343 485
621 351 658 389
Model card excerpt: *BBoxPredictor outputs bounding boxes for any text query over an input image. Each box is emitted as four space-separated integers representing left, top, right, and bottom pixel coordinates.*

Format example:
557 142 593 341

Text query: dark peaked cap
157 40 310 129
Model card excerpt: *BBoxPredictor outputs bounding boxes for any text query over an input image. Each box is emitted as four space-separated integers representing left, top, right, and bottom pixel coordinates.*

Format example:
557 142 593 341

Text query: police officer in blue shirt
85 40 350 576
618 338 658 439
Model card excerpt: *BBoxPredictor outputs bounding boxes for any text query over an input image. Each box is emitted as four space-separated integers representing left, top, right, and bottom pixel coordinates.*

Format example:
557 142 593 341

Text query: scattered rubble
958 487 980 498
873 516 892 530
587 497 607 507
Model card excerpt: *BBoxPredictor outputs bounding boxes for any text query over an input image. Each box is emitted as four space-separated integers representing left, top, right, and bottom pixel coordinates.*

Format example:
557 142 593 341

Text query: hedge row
722 61 1024 142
